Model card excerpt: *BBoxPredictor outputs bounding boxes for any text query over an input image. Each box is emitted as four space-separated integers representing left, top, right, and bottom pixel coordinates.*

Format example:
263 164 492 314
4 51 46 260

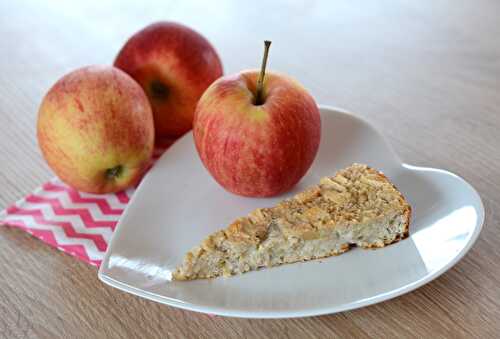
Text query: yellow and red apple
114 22 223 142
37 65 155 194
193 67 321 197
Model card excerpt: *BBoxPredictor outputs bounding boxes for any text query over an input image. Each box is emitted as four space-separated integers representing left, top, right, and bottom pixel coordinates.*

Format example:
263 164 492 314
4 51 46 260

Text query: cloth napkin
0 146 167 267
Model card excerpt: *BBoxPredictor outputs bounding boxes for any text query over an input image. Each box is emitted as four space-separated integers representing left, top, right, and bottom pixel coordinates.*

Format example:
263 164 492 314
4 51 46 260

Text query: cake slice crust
173 164 411 280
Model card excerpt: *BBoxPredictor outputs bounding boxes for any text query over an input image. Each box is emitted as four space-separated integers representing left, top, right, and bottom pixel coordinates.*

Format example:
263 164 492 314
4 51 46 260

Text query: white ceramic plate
98 106 484 318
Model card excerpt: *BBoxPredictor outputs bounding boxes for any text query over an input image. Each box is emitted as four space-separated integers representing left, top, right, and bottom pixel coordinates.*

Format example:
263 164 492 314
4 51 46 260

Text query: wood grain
1 0 500 337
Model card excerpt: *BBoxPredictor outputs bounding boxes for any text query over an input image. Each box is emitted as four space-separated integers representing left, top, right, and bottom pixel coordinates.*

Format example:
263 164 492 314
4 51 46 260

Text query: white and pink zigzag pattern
0 146 167 267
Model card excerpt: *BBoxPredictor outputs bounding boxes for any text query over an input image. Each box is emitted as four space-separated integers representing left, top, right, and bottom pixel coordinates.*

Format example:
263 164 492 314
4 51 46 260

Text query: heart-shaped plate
98 106 484 318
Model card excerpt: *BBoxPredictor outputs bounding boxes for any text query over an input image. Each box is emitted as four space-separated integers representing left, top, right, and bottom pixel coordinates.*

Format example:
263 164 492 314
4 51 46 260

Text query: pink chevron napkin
0 147 167 267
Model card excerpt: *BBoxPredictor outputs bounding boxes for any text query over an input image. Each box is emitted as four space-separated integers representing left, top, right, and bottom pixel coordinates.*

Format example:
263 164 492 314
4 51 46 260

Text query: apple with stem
194 41 321 197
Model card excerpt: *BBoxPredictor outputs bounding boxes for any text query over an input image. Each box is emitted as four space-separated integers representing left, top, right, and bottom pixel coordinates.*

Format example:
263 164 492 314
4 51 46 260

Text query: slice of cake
173 164 411 280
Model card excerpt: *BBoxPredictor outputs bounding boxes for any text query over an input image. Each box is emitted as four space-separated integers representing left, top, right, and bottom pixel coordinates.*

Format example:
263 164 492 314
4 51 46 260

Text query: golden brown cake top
210 164 408 247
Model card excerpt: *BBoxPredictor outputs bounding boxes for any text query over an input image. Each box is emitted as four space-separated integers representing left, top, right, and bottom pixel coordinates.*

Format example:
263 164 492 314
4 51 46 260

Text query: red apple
193 42 321 197
37 66 155 194
114 22 223 142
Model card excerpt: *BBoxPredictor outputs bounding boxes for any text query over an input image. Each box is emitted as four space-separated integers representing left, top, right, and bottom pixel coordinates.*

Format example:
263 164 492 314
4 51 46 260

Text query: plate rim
98 105 485 319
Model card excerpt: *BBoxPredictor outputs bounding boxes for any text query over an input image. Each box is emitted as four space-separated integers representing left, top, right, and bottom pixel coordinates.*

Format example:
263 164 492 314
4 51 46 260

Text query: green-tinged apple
114 22 223 143
193 41 321 197
37 65 155 194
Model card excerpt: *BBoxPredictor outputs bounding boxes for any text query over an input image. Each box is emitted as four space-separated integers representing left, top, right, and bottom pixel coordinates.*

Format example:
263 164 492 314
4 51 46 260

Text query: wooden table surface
1 0 499 337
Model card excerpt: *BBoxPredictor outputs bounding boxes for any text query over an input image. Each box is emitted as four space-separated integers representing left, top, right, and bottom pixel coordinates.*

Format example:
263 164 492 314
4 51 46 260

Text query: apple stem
255 40 272 105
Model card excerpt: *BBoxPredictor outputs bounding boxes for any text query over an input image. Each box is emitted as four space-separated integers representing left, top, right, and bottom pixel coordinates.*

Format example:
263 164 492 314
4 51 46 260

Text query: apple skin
114 22 223 142
193 70 321 197
37 65 155 194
